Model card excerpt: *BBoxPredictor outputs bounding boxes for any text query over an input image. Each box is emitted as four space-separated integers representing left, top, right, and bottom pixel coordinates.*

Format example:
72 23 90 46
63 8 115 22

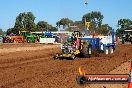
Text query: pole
128 61 132 88
84 17 87 35
112 29 115 44
84 1 90 36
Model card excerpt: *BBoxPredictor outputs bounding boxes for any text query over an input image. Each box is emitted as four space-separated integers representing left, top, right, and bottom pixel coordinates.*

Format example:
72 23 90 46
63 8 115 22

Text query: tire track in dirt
0 57 50 70
0 45 60 68
0 44 61 88
0 49 55 69
0 44 132 88
0 57 77 88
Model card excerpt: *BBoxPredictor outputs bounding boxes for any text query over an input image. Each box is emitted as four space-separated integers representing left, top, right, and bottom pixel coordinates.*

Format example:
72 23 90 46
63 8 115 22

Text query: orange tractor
3 36 24 43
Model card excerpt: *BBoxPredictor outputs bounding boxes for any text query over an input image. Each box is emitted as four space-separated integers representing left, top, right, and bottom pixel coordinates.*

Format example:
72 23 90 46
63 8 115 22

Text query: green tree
118 19 132 29
48 27 58 31
36 21 48 31
14 12 36 34
74 21 83 30
98 24 112 35
36 21 58 31
66 21 84 32
0 28 6 36
116 19 132 36
116 28 124 36
6 28 15 35
82 11 104 34
0 28 3 35
56 18 73 29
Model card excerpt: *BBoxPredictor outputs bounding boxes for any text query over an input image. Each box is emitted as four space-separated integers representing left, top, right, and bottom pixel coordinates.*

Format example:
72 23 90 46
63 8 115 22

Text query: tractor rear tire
81 42 92 58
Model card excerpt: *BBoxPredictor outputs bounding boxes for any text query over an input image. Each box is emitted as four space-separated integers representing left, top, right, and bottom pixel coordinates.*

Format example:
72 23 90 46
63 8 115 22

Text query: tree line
116 19 132 36
0 11 131 36
7 12 57 35
57 11 112 35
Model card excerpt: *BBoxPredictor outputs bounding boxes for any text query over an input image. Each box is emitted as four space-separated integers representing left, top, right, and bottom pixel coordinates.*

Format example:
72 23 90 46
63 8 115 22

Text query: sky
0 0 132 31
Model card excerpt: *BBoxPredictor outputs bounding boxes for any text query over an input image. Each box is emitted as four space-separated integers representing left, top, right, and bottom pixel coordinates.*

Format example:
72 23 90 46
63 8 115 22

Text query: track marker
128 61 132 88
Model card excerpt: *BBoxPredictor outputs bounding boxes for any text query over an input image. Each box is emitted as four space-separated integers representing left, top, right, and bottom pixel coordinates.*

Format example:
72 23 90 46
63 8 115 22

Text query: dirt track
0 44 132 88
86 60 130 88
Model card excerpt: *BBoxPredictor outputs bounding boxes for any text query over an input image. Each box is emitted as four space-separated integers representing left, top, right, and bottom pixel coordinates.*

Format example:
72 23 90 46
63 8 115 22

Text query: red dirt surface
0 44 132 88
86 60 130 88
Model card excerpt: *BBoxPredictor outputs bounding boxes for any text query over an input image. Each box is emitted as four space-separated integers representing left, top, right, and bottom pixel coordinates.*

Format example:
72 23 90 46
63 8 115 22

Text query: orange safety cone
78 66 86 76
128 62 132 88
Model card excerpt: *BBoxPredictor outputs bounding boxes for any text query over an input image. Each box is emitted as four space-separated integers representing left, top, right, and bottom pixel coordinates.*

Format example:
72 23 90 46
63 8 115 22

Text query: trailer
80 31 116 55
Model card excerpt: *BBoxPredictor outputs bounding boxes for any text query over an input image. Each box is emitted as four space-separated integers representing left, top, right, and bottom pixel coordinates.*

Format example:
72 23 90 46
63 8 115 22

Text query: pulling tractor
54 31 92 60
54 29 116 60
122 29 132 44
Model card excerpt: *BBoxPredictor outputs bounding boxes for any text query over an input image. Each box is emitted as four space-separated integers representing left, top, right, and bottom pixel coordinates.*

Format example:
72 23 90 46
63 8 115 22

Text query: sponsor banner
84 74 129 83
